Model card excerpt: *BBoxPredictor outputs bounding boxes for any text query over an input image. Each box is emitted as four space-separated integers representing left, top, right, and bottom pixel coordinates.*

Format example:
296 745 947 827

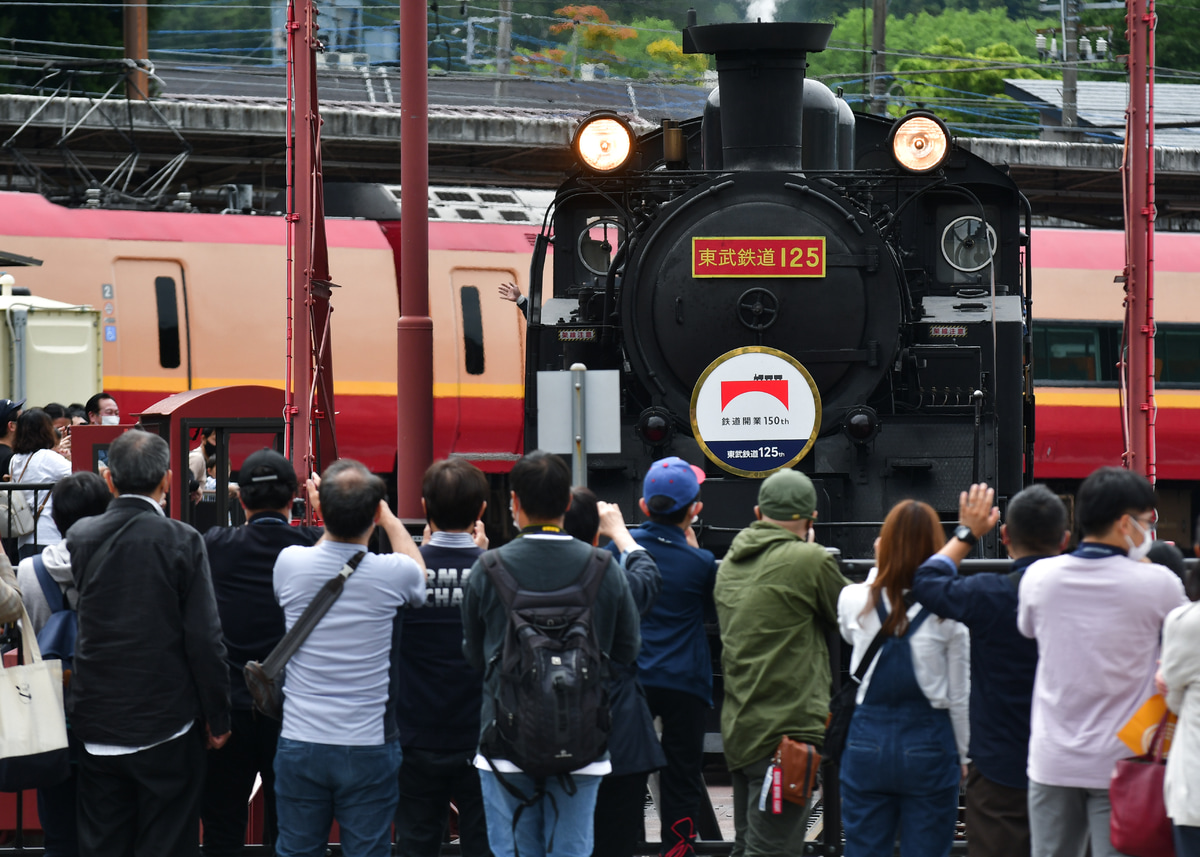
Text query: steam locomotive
523 20 1031 557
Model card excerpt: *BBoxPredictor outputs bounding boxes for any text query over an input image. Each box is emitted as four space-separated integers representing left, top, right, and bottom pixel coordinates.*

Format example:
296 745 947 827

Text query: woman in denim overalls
836 499 972 857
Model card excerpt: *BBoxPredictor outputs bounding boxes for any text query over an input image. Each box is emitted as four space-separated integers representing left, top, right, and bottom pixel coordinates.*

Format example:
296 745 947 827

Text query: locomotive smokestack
684 22 833 171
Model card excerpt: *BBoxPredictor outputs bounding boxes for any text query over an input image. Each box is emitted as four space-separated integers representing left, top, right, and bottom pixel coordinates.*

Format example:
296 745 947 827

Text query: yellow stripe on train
1036 389 1200 408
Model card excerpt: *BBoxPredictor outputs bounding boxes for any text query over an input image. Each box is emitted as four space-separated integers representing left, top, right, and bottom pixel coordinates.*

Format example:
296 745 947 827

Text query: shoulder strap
481 547 610 611
257 550 367 678
480 550 520 610
1007 568 1024 590
33 487 51 522
32 554 64 614
904 606 933 637
76 508 151 595
855 595 894 682
853 625 889 682
580 547 610 604
16 451 35 483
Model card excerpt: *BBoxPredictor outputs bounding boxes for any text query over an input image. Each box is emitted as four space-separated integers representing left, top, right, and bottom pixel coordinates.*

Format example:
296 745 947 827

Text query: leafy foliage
809 7 1057 82
892 37 1051 130
0 0 123 93
605 16 710 79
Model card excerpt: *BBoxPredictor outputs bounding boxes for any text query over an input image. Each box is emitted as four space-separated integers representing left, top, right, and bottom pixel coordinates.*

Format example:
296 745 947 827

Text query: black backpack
480 547 613 780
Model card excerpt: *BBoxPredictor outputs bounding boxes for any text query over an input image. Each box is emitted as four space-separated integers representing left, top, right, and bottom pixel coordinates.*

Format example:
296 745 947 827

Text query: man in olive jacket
69 429 230 857
714 469 849 857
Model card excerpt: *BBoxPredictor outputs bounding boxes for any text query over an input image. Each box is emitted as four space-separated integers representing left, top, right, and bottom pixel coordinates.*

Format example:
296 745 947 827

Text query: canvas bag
0 453 41 538
0 604 70 790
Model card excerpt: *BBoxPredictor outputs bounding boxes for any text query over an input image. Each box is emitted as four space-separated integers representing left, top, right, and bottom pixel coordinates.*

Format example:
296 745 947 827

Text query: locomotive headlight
890 112 950 173
573 112 636 174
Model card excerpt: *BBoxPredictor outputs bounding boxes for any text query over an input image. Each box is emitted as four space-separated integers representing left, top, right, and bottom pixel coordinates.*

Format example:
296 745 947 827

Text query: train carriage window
154 276 182 369
1157 328 1200 384
1033 326 1101 382
460 285 485 375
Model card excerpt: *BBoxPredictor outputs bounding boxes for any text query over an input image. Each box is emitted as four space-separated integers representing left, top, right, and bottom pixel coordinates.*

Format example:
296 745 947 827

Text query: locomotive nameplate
690 347 822 478
691 237 826 278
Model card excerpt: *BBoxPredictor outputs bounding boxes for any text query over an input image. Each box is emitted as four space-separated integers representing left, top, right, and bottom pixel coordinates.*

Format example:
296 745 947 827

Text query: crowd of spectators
1 426 1198 857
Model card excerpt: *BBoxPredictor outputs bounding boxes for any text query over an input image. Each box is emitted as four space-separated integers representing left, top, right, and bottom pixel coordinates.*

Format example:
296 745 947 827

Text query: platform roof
2 72 1199 227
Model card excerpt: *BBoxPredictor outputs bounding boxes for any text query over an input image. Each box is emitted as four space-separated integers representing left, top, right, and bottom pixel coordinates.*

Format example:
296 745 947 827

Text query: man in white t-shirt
1018 466 1187 857
272 459 426 857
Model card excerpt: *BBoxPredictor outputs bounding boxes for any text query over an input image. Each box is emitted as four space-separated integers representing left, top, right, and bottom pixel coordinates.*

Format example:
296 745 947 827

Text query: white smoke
744 0 779 22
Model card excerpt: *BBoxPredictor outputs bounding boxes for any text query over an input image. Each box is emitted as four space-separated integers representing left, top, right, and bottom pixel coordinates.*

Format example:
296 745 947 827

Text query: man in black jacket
200 448 321 856
69 428 231 857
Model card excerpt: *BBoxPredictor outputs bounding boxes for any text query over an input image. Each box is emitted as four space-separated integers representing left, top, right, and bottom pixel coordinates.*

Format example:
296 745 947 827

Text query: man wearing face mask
1017 466 1187 857
85 392 121 426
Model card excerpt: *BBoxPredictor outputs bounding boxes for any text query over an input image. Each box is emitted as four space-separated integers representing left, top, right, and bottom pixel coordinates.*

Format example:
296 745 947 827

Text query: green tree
549 4 637 71
0 0 122 93
149 0 273 65
606 15 709 79
892 36 1051 131
809 8 1057 88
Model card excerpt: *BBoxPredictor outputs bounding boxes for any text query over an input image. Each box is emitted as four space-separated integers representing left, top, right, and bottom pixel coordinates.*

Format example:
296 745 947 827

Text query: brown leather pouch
774 736 821 807
243 660 283 722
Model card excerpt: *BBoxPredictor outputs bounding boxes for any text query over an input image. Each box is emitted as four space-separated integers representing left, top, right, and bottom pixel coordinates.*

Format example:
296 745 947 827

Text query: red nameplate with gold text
692 237 826 278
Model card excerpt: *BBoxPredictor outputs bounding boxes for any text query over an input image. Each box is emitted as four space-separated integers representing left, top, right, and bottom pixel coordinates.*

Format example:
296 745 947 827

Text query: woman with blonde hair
836 485 996 857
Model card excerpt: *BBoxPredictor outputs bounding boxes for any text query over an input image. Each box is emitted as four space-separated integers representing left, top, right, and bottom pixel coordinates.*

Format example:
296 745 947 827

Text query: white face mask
1125 516 1154 561
100 414 120 426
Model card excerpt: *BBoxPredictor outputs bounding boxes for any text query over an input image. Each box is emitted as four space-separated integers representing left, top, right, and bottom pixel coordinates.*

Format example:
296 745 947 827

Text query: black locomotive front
525 20 1031 557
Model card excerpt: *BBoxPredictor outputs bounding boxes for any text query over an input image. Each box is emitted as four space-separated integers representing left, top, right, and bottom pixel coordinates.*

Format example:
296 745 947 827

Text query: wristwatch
953 525 978 546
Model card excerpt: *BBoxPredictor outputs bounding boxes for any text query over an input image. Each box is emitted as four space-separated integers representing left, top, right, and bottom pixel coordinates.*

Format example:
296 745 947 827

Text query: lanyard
1071 542 1126 559
520 524 563 537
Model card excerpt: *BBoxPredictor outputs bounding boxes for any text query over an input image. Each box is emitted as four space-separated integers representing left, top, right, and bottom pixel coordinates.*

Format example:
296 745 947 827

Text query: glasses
1130 511 1158 531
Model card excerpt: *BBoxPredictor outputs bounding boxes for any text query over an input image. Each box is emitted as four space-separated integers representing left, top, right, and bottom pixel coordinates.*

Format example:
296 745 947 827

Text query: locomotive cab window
155 276 182 369
460 285 484 375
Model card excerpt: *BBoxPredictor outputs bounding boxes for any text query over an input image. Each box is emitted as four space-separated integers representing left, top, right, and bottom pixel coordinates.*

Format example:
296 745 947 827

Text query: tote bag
1109 711 1175 857
0 604 70 791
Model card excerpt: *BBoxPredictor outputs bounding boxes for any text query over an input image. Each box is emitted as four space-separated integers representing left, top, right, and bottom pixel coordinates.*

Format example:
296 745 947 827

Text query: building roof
1004 78 1200 147
157 63 713 125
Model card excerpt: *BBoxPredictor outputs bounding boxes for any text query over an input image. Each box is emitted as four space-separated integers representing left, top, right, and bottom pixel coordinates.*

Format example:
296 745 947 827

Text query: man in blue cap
616 456 718 855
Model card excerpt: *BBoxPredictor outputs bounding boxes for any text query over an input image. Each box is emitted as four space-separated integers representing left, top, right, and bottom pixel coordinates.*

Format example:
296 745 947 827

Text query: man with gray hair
68 428 231 857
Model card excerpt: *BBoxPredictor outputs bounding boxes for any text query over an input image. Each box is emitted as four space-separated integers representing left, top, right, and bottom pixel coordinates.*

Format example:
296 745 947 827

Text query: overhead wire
5 4 1199 136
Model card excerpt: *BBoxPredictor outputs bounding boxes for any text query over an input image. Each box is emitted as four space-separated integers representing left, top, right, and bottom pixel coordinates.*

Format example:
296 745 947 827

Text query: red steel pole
285 0 312 483
396 0 432 517
1123 0 1156 483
